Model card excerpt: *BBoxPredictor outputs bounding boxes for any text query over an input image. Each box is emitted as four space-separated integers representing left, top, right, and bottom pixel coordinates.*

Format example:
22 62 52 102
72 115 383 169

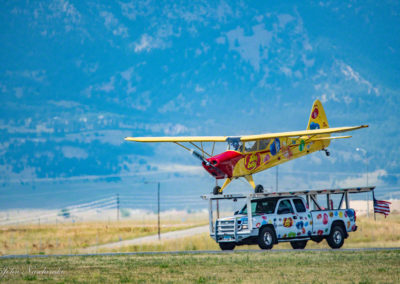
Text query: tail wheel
255 184 264 193
213 186 221 195
290 240 307 249
327 225 345 249
219 242 235 250
258 227 276 250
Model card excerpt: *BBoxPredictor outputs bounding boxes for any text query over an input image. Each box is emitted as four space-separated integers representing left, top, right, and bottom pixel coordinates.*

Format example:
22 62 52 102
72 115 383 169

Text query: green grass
0 250 399 283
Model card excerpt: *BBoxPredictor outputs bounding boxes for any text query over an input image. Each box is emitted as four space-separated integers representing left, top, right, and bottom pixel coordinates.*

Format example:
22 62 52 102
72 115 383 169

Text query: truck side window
277 200 294 214
293 199 306 213
255 200 276 214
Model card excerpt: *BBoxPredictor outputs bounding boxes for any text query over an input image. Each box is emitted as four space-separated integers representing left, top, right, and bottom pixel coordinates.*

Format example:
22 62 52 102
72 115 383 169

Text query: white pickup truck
202 187 374 250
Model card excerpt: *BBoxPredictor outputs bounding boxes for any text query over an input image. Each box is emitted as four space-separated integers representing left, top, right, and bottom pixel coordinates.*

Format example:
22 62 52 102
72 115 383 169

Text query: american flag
373 192 391 217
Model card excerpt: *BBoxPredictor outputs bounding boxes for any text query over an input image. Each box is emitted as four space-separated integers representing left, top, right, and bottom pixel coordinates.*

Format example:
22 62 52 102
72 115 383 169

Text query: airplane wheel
213 186 221 195
255 184 264 193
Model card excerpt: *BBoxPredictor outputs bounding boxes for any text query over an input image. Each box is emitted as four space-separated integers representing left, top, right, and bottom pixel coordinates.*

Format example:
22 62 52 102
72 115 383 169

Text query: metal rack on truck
201 186 375 250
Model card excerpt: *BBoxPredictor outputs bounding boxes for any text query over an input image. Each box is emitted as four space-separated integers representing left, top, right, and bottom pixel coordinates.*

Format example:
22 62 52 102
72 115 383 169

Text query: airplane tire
213 186 221 195
219 242 235 250
255 184 264 193
327 225 345 249
290 240 307 249
258 227 275 250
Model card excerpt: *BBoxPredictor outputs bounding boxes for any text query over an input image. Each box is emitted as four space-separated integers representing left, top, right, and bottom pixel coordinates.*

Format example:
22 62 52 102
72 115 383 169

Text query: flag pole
372 189 376 221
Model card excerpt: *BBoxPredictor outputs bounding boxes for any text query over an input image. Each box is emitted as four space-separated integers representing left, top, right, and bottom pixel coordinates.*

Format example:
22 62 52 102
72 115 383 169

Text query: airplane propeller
190 149 211 166
190 149 225 176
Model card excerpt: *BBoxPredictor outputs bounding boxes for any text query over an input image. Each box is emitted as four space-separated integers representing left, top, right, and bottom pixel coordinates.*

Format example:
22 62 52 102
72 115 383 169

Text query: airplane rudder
307 99 329 130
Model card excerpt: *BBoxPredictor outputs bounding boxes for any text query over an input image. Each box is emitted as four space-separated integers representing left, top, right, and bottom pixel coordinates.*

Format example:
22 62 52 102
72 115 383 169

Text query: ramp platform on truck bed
201 186 375 200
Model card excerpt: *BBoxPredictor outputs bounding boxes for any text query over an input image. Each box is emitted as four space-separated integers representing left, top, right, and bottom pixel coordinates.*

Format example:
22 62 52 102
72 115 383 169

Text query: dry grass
0 218 207 255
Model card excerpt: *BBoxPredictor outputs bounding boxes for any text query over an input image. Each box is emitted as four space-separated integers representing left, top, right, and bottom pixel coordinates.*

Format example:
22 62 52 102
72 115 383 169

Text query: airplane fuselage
202 136 330 179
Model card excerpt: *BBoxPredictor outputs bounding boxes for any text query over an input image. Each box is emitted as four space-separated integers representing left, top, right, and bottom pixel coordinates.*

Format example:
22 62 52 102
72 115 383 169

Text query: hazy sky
1 1 399 209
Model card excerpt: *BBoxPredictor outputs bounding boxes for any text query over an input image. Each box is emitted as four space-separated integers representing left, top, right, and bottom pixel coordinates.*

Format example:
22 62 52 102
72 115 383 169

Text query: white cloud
100 11 129 38
163 124 188 135
133 34 168 53
158 94 192 113
336 169 388 188
97 76 115 93
62 146 88 159
131 91 152 111
315 60 380 104
195 85 205 93
6 70 47 82
338 61 379 95
226 24 273 71
155 163 203 175
14 87 23 98
277 14 295 28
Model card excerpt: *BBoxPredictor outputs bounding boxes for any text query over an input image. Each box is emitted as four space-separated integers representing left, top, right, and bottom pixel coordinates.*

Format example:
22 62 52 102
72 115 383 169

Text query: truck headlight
241 224 248 230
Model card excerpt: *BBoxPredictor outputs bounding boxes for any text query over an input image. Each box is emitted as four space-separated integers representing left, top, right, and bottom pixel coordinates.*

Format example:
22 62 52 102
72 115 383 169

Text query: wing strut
189 142 211 158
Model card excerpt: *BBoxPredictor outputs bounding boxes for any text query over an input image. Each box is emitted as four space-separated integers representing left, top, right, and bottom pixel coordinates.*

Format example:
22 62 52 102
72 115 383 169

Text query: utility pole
116 193 120 222
157 182 160 240
145 181 161 240
356 148 369 217
276 166 279 192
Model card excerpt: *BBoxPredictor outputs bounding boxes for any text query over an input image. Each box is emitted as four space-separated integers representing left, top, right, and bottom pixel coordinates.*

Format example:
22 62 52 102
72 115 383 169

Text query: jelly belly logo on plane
312 106 319 119
244 153 261 171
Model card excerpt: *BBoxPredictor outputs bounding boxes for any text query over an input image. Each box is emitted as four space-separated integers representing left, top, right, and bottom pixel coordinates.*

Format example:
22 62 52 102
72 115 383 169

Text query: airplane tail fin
307 99 329 130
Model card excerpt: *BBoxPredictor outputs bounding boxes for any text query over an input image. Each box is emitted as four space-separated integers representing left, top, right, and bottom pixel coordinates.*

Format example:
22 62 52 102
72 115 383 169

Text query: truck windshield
238 198 277 215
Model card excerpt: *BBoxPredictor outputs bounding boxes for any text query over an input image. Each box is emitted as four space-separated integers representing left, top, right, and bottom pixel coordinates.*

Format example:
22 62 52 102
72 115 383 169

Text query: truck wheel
219 242 235 250
258 227 275 250
327 225 345 249
213 186 221 195
290 240 307 249
255 184 264 193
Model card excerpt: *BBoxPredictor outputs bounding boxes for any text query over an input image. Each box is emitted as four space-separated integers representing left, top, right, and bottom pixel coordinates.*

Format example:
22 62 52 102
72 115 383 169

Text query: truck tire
258 227 276 250
290 240 307 249
219 242 235 250
327 225 345 249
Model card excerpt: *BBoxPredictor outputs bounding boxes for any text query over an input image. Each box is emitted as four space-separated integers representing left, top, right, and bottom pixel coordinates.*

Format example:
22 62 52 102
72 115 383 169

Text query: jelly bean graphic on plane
125 100 368 194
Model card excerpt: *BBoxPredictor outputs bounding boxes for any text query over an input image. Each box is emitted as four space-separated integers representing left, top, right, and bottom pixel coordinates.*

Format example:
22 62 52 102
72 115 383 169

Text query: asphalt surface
1 247 399 259
85 225 209 252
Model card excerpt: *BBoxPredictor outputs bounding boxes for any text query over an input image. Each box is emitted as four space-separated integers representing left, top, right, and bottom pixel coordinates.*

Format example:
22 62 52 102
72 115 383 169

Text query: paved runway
1 247 399 259
85 225 209 252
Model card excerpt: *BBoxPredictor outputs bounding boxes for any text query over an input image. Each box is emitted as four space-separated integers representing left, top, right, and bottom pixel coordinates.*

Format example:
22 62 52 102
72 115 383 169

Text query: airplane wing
239 125 368 141
124 125 368 143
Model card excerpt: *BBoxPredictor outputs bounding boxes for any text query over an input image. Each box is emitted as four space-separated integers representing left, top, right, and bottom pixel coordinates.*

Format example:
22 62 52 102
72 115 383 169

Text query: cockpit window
227 138 243 152
245 141 258 152
258 139 270 151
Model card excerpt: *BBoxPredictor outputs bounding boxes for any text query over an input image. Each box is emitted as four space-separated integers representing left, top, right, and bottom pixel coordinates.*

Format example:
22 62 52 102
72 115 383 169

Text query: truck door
275 199 296 239
292 198 311 237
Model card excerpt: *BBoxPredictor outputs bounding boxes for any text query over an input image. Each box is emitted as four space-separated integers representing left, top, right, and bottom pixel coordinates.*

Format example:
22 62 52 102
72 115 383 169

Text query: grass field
0 250 399 283
1 213 399 255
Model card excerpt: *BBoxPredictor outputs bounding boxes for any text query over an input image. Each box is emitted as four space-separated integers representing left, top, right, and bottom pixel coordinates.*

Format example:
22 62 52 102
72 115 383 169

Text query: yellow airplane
125 100 368 194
